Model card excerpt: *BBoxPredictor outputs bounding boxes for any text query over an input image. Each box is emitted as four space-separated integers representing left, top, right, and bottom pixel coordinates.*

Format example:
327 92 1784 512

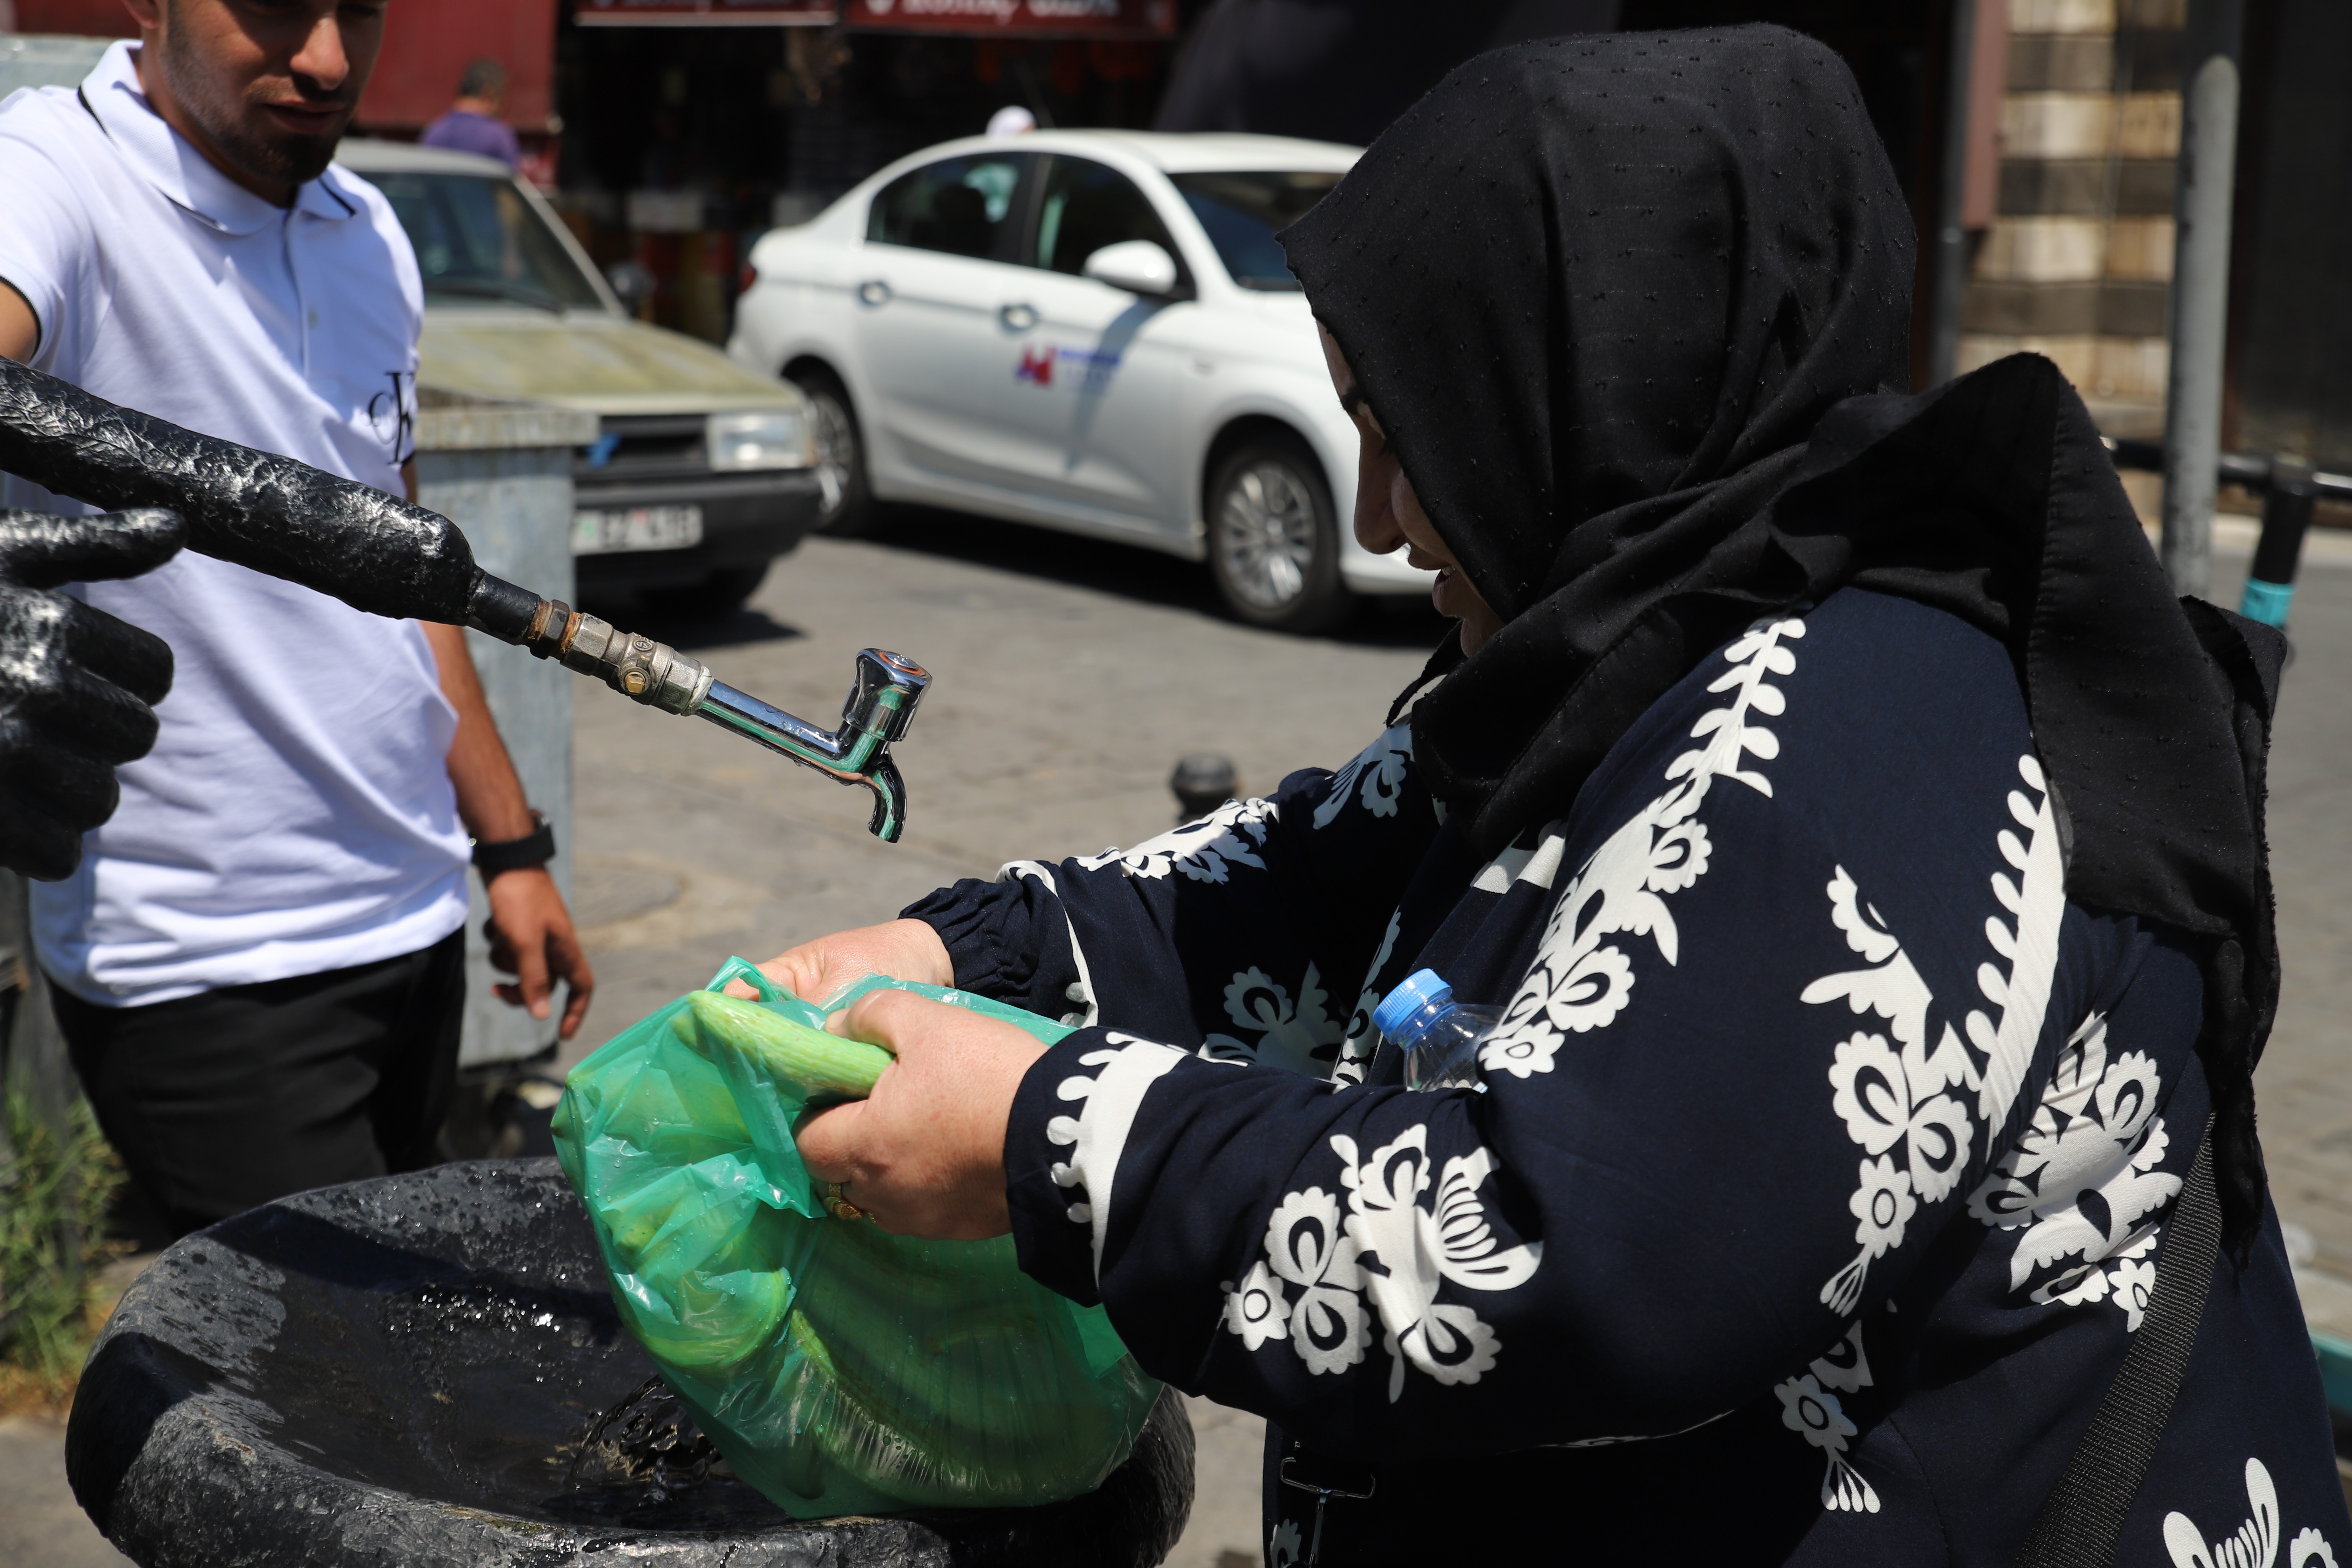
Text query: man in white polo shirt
0 0 593 1237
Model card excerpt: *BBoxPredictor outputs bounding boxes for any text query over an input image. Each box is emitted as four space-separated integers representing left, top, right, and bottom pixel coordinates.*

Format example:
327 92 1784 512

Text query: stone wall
1959 0 2184 441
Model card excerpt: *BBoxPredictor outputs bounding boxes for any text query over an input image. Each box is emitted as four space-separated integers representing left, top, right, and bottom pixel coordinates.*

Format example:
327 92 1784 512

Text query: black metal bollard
1170 753 1241 822
2240 459 2317 629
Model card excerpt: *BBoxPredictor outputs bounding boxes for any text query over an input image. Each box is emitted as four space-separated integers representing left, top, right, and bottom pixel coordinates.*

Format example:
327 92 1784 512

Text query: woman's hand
732 917 953 1005
795 989 1048 1240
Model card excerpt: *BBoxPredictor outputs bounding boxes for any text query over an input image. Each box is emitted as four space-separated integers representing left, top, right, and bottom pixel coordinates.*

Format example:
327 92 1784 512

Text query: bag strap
2016 1124 2223 1568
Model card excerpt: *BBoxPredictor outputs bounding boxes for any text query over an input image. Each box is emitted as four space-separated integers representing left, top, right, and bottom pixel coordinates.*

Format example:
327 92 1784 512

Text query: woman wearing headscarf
773 25 2344 1563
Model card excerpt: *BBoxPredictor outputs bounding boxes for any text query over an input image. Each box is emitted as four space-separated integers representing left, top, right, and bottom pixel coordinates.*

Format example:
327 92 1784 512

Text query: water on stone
561 1374 787 1529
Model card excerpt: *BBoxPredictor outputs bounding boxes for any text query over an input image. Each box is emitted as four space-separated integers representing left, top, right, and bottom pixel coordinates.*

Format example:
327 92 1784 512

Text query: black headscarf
1283 26 2283 1255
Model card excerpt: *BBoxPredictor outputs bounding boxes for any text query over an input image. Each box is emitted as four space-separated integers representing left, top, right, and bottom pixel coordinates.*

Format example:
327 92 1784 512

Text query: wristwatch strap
472 811 555 876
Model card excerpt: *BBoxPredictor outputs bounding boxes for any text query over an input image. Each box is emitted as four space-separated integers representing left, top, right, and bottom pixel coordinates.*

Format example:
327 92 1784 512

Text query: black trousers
52 929 466 1239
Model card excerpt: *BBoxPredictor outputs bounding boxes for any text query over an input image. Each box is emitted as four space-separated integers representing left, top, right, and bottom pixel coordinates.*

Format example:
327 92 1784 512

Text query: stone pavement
2227 522 2352 1321
0 1419 127 1567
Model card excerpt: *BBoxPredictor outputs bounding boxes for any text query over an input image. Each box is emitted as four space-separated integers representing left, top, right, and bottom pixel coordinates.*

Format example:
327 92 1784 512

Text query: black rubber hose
0 357 540 640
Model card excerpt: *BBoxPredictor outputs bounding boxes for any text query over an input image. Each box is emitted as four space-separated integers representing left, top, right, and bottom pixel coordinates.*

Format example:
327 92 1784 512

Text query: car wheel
1206 439 1350 634
790 368 874 537
640 564 768 620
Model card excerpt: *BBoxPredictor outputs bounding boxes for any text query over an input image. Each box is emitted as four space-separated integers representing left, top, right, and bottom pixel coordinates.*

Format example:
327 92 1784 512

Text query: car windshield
1169 170 1344 291
372 171 606 312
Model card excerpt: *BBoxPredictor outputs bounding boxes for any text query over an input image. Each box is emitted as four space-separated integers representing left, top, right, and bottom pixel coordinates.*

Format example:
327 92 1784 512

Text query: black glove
0 508 182 880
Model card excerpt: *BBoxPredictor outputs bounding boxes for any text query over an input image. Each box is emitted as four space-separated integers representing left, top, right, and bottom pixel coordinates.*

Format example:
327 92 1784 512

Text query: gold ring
822 1181 868 1223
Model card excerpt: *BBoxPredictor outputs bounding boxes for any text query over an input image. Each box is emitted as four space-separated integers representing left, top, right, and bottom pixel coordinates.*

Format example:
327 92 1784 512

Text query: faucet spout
508 597 931 841
695 650 931 841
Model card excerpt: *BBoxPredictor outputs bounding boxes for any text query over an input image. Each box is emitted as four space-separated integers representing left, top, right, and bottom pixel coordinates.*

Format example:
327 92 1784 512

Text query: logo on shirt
367 370 417 470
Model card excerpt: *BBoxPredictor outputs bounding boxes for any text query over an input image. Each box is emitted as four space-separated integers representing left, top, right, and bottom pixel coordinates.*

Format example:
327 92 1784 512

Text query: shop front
557 0 1180 341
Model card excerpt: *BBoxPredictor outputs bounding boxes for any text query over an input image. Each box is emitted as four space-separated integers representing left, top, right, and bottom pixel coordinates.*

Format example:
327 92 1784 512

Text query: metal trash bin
412 393 597 1079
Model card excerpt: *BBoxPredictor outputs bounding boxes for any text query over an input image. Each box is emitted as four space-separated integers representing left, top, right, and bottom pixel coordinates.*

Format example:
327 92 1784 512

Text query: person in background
0 0 591 1239
419 56 518 168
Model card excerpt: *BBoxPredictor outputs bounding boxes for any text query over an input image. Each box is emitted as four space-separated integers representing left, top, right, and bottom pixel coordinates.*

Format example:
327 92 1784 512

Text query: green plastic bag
550 957 1161 1519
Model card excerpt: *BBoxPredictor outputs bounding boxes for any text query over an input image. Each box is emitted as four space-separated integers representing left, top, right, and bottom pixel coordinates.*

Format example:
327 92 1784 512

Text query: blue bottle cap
1373 968 1453 1040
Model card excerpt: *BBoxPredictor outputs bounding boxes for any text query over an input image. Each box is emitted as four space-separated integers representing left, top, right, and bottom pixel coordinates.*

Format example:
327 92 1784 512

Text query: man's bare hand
732 917 953 1006
484 866 594 1039
795 989 1047 1239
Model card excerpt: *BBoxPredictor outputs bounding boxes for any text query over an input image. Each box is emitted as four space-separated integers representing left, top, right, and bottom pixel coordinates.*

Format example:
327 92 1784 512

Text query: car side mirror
1081 240 1179 298
605 260 656 315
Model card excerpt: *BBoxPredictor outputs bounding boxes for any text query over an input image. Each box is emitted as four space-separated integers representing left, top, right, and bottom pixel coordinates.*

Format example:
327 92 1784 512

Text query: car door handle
999 302 1038 331
858 280 891 306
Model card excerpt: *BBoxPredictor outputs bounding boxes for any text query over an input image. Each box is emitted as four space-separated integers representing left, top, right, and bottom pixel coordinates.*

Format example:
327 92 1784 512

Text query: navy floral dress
908 589 2345 1566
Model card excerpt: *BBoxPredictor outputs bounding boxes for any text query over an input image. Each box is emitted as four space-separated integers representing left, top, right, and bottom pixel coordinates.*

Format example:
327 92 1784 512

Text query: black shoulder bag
2015 1126 2224 1568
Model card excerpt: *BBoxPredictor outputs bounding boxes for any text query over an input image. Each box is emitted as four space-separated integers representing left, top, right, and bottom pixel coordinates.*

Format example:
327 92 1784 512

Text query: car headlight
706 409 812 471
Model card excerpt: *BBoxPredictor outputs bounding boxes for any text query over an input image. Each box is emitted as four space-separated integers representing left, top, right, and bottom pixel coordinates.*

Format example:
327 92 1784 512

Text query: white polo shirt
0 41 470 1006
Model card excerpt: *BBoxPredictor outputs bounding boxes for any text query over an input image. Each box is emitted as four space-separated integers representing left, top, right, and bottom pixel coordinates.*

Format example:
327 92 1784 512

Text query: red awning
575 0 838 24
845 0 1174 38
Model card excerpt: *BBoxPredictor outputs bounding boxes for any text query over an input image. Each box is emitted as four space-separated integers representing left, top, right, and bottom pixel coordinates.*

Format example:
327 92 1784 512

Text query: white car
729 130 1431 632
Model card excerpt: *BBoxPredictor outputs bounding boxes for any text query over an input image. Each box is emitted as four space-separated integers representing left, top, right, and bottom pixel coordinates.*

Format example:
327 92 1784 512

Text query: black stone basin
66 1160 1194 1567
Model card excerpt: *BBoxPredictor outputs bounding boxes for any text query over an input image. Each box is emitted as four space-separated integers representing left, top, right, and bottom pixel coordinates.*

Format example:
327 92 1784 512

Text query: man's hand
421 620 594 1037
0 508 182 880
796 989 1047 1239
733 918 954 1006
484 866 594 1039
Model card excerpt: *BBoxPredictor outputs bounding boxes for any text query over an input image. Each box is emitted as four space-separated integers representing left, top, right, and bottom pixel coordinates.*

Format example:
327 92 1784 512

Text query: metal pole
2159 0 2248 599
1928 0 1980 386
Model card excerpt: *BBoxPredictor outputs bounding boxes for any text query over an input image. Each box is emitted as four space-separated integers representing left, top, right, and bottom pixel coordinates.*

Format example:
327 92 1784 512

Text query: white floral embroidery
2161 1456 2337 1568
1044 1034 1188 1272
1262 1188 1369 1374
1550 1410 1732 1449
1966 756 2072 1148
1202 965 1345 1076
1218 1123 1540 1400
997 859 1100 1026
1077 796 1279 884
1773 1323 1883 1513
1798 753 2068 1316
1776 1376 1878 1513
1971 1012 2180 1331
1222 1259 1288 1349
1477 616 1804 1081
1334 908 1404 1087
2035 1230 2162 1328
1313 721 1415 828
1468 820 1570 895
1810 1321 1873 1393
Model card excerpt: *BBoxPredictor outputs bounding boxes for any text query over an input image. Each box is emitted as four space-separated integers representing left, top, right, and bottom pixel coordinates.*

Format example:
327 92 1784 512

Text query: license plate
572 504 704 555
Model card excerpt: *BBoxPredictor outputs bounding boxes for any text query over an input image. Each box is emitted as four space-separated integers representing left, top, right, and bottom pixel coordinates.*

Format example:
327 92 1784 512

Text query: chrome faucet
516 602 930 841
701 656 930 842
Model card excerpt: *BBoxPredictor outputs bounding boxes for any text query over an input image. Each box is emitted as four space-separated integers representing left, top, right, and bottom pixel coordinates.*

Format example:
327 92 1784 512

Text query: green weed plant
0 1085 125 1406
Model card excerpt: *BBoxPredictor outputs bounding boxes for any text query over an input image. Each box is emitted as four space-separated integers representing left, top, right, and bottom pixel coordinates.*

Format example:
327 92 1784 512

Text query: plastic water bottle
1373 968 1499 1092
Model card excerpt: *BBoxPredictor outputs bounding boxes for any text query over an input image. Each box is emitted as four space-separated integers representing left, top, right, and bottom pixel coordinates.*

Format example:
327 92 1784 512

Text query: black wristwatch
473 810 556 877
